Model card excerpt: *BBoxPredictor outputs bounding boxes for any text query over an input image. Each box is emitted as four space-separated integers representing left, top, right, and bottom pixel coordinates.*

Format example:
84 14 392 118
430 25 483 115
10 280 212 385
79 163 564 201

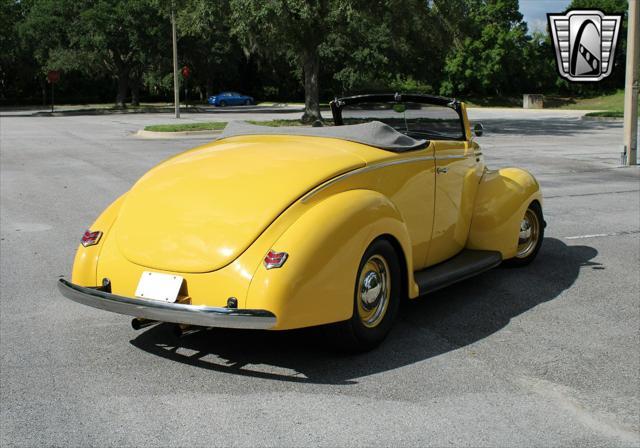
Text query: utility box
523 94 544 109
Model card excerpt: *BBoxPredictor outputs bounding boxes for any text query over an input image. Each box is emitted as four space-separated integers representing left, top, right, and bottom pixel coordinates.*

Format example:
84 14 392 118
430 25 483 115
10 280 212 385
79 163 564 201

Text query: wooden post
623 0 639 165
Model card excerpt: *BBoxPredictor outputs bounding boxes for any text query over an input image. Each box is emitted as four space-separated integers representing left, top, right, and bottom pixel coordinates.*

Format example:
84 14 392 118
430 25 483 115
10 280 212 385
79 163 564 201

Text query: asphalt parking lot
1 109 639 447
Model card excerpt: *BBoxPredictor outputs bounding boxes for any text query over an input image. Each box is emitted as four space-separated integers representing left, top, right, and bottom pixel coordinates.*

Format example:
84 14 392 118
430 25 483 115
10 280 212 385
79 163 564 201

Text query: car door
329 94 476 269
425 109 483 267
374 99 477 267
423 140 474 265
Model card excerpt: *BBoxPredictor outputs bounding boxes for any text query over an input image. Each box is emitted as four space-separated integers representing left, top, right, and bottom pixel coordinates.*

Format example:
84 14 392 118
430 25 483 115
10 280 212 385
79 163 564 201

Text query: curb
18 105 303 118
135 129 223 139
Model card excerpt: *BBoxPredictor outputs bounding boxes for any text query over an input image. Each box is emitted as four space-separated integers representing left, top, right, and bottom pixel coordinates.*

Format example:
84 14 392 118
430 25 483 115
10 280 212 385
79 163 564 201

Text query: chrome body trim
57 279 277 330
438 155 467 160
301 154 468 203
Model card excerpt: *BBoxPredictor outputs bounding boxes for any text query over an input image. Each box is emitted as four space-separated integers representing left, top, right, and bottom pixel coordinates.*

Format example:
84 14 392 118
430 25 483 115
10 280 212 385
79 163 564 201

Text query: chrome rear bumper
57 279 276 330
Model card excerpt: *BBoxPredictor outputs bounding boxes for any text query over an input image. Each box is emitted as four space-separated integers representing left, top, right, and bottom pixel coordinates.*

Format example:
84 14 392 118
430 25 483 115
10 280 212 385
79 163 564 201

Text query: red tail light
264 250 288 269
81 230 102 247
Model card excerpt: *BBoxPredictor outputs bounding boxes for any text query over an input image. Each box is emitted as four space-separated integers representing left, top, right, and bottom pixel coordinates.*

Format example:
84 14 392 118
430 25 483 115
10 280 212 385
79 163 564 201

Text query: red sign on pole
47 70 60 84
181 66 191 79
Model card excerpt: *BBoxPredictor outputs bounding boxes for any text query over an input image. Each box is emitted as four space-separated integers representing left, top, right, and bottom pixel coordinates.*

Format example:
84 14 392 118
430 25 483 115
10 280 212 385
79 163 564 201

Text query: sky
520 0 572 33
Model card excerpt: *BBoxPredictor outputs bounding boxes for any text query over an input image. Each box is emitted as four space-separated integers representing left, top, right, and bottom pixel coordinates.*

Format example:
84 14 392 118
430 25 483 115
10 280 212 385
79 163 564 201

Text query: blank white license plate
135 271 183 303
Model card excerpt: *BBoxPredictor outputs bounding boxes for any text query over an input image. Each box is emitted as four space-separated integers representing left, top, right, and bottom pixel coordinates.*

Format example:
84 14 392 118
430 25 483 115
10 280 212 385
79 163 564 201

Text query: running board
414 249 502 296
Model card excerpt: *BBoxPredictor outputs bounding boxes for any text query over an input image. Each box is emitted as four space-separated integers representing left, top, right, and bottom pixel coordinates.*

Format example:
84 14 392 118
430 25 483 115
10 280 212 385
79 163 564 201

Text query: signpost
47 70 60 113
182 65 190 108
171 9 180 118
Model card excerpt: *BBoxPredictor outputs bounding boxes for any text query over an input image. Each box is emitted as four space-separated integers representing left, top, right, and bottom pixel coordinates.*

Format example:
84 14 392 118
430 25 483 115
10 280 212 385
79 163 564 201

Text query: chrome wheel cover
516 208 541 258
357 255 390 328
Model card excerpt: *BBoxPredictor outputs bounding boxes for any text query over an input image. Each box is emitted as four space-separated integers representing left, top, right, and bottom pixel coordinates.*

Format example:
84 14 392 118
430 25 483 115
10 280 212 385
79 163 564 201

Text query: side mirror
473 123 484 137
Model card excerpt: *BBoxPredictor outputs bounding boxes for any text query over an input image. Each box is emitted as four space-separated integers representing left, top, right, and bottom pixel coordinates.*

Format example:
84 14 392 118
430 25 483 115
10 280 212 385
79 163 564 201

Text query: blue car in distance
208 91 254 107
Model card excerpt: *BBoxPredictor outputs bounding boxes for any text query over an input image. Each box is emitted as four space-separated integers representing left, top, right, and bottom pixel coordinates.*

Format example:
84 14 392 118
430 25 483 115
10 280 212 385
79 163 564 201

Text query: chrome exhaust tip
131 318 158 330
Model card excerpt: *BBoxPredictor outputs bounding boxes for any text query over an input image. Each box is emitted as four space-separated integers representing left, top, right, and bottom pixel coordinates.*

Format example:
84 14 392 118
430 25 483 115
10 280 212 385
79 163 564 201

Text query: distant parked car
208 92 254 107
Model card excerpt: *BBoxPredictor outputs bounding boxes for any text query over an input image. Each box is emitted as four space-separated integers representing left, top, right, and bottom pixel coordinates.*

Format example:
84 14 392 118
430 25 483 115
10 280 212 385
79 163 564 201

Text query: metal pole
51 82 54 113
172 8 180 119
623 0 639 166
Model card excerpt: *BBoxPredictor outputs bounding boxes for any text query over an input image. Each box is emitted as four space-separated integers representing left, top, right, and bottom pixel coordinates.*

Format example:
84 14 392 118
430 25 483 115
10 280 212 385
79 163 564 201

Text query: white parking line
565 230 640 239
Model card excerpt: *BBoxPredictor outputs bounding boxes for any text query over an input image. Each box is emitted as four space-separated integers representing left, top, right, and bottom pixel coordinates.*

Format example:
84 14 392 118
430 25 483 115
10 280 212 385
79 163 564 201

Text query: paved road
1 110 639 447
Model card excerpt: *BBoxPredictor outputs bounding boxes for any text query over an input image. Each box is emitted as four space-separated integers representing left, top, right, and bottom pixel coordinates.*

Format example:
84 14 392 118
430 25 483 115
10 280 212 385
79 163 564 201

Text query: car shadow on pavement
130 237 599 385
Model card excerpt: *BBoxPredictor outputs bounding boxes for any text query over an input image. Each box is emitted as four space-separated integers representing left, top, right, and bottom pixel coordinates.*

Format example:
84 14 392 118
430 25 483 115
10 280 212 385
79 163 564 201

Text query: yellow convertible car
58 93 544 350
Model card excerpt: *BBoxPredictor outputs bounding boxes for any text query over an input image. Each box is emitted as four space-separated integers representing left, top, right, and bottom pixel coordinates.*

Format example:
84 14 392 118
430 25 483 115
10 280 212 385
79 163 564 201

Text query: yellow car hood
114 135 367 273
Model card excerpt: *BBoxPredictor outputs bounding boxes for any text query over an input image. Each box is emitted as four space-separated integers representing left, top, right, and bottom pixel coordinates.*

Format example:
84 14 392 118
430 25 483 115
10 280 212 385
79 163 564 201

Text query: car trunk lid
114 135 367 273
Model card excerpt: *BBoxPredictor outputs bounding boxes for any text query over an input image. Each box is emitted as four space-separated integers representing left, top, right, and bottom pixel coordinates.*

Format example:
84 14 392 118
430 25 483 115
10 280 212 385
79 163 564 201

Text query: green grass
465 90 637 113
246 119 306 127
555 89 627 111
144 121 227 132
248 118 336 127
584 110 624 118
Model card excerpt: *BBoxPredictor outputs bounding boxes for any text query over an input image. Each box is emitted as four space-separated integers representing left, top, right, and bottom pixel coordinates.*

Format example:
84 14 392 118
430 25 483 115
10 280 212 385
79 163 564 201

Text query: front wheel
219 100 227 107
504 201 544 267
327 239 401 352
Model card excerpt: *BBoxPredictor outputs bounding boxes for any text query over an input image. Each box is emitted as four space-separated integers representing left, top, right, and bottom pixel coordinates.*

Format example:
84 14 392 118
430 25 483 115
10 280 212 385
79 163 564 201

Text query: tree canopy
0 0 630 113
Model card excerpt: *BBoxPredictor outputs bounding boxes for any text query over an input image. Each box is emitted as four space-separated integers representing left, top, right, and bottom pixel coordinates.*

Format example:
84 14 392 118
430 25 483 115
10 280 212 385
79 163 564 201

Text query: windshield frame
330 93 466 142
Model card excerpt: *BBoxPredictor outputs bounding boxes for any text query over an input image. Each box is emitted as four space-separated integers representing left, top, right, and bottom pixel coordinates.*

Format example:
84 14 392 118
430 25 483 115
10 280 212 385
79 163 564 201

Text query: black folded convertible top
218 120 429 152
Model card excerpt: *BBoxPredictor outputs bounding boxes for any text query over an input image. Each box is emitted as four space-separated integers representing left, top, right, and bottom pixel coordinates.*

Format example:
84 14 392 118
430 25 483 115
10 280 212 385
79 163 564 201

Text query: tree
521 31 560 94
0 0 39 103
4 0 628 107
321 0 441 96
20 0 168 106
436 0 530 97
230 0 351 122
73 0 169 106
175 0 247 100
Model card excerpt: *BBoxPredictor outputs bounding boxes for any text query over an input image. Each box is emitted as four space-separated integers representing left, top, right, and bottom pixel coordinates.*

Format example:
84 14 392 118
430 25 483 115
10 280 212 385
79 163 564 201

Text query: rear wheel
244 99 251 105
327 239 401 352
504 201 544 267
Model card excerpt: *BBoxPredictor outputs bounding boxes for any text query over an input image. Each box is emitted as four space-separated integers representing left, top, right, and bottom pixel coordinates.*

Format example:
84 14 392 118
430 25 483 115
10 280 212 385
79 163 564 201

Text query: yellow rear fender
247 189 415 330
466 168 543 259
71 194 127 286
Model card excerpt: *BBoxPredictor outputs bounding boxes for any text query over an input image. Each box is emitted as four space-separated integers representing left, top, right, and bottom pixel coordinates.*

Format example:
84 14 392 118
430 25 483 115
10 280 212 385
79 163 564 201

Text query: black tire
504 201 544 267
219 100 227 107
326 239 401 352
244 99 251 105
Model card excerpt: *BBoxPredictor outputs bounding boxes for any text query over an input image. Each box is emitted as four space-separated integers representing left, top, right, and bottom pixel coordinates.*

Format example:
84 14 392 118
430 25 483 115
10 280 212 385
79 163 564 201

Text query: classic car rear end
59 93 544 351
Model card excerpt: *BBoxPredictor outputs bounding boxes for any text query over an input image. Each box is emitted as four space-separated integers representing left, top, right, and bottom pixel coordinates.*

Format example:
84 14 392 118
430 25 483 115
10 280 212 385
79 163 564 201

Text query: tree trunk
206 77 214 99
41 79 46 107
301 49 321 123
115 66 129 107
129 77 140 106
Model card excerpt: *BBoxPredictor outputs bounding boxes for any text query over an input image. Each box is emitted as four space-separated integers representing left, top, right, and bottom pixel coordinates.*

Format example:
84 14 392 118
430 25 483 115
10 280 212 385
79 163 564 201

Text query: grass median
144 122 228 132
246 119 313 127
